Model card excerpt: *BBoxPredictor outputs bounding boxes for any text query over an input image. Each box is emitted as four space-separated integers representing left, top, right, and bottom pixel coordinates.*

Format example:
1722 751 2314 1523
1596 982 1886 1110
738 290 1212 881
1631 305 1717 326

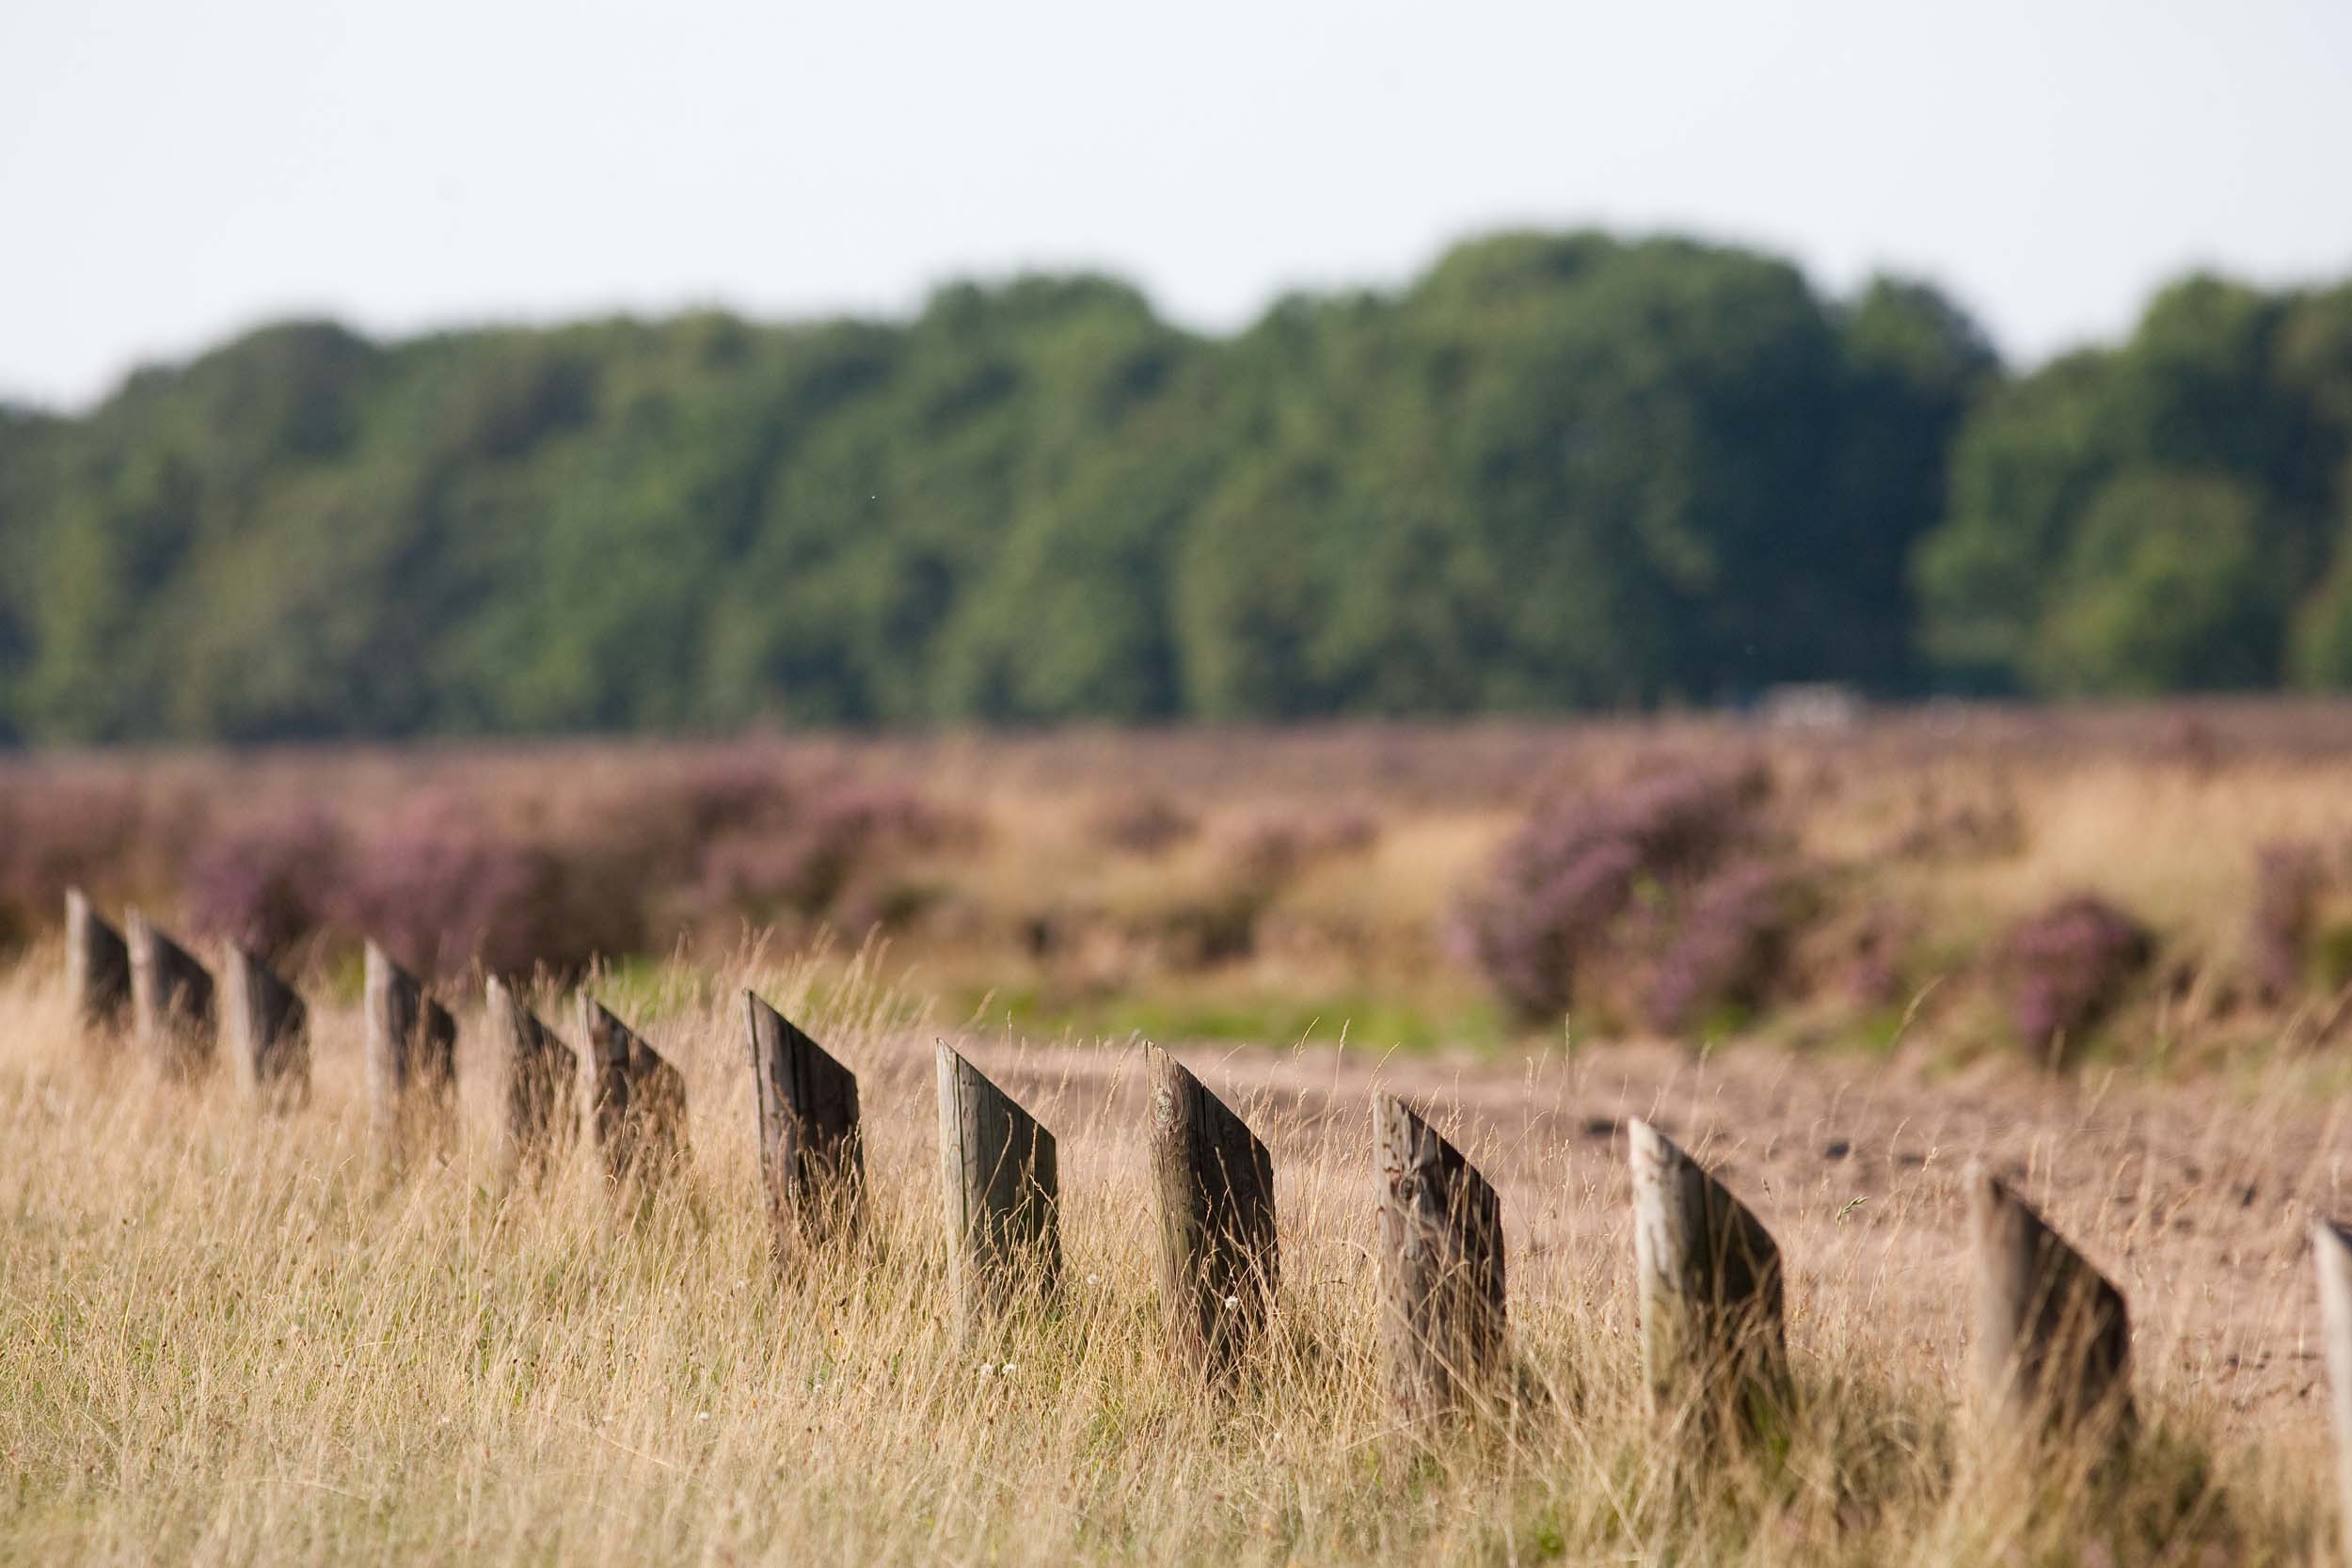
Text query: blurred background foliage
4 229 2351 742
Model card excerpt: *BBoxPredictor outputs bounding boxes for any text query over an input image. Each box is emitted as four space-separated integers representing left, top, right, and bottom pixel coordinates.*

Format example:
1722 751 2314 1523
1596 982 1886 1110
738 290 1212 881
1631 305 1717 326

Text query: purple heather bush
1457 762 1774 1023
2157 712 2222 775
1644 858 1810 1033
334 796 637 978
0 777 158 944
1092 794 1199 857
1995 895 2153 1059
673 752 800 837
578 751 803 887
2248 842 2324 1003
691 780 952 931
1836 902 1915 1009
183 807 346 958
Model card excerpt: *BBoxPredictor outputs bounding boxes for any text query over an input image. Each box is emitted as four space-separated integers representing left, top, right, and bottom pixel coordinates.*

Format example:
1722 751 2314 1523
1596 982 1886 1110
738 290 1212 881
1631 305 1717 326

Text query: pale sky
4 0 2349 410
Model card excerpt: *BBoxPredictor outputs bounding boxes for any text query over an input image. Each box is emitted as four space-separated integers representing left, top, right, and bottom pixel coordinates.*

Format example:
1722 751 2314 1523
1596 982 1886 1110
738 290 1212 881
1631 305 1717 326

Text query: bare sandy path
895 1033 2352 1439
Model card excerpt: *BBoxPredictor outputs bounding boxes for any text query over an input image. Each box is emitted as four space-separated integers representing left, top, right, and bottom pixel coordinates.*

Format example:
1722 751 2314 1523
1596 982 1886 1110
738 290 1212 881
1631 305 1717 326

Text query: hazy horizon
6 0 2350 411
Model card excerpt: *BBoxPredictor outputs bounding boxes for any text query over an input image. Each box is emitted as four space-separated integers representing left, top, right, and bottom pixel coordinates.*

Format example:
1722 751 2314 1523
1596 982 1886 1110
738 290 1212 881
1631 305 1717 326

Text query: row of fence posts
51 890 2352 1553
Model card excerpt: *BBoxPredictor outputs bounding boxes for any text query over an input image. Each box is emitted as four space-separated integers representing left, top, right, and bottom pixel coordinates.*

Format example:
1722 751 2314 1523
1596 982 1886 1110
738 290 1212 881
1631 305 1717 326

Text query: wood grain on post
747 991 862 1254
65 888 131 1032
1969 1164 2132 1439
222 942 308 1104
2313 1218 2352 1568
1629 1119 1788 1432
936 1041 1059 1326
581 999 688 1188
487 976 578 1180
1376 1095 1505 1420
1147 1043 1278 1375
363 942 457 1141
126 910 215 1077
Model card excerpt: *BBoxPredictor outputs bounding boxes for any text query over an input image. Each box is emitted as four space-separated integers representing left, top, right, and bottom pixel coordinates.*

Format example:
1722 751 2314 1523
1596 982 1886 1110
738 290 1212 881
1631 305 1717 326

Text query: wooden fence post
126 910 215 1077
65 889 131 1032
487 976 577 1180
747 991 863 1255
936 1040 1059 1327
1629 1119 1788 1433
580 999 688 1188
1376 1095 1505 1420
1969 1164 2132 1439
2313 1219 2352 1568
364 942 457 1143
222 942 308 1104
1147 1043 1278 1376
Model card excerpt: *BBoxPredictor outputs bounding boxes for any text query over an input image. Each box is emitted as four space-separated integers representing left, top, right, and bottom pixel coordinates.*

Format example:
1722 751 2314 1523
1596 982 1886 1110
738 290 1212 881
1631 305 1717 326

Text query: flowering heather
1458 763 1772 1022
2158 712 2223 775
2248 842 2323 1003
1091 795 1199 857
691 781 951 929
333 797 634 978
183 807 346 958
670 752 802 839
1643 859 1808 1033
579 752 803 885
1836 902 1915 1010
0 777 156 942
1996 895 2153 1060
6 714 2342 1065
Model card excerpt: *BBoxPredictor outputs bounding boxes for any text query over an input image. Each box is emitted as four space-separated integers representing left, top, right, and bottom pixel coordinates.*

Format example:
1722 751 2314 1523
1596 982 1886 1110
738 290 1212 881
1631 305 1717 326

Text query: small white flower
1224 1294 1241 1310
999 1361 1017 1375
977 1362 993 1377
695 1411 709 1422
1085 1274 1100 1285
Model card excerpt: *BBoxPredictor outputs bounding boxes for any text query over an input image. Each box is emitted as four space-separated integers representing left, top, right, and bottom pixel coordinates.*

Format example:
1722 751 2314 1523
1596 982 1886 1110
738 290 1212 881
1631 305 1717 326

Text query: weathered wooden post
222 942 308 1104
65 889 131 1031
126 910 215 1077
936 1040 1059 1327
747 991 862 1254
1969 1164 2132 1439
363 942 456 1143
2312 1219 2352 1568
1629 1119 1788 1433
1376 1095 1505 1420
487 976 577 1180
580 999 688 1188
1147 1043 1278 1375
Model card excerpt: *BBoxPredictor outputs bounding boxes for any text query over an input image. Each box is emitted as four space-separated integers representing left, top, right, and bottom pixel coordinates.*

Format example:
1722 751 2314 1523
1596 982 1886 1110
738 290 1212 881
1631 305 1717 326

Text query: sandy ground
885 1032 2352 1443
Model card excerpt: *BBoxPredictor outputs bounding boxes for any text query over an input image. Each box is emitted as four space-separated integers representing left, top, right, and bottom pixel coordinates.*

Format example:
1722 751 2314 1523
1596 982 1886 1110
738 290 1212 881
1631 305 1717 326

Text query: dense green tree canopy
5 230 2349 741
1916 276 2352 695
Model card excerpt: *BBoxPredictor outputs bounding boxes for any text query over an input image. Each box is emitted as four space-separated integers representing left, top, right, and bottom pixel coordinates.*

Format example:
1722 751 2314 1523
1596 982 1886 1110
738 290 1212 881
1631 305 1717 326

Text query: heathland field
7 705 2352 1564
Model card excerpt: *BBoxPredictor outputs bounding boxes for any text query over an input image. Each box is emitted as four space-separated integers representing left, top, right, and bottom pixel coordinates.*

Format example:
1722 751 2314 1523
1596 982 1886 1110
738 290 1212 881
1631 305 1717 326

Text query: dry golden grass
0 932 2339 1566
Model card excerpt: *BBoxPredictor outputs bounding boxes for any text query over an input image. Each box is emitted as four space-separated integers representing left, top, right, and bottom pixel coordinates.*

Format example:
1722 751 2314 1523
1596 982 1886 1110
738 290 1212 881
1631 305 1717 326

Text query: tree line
2 229 2348 742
